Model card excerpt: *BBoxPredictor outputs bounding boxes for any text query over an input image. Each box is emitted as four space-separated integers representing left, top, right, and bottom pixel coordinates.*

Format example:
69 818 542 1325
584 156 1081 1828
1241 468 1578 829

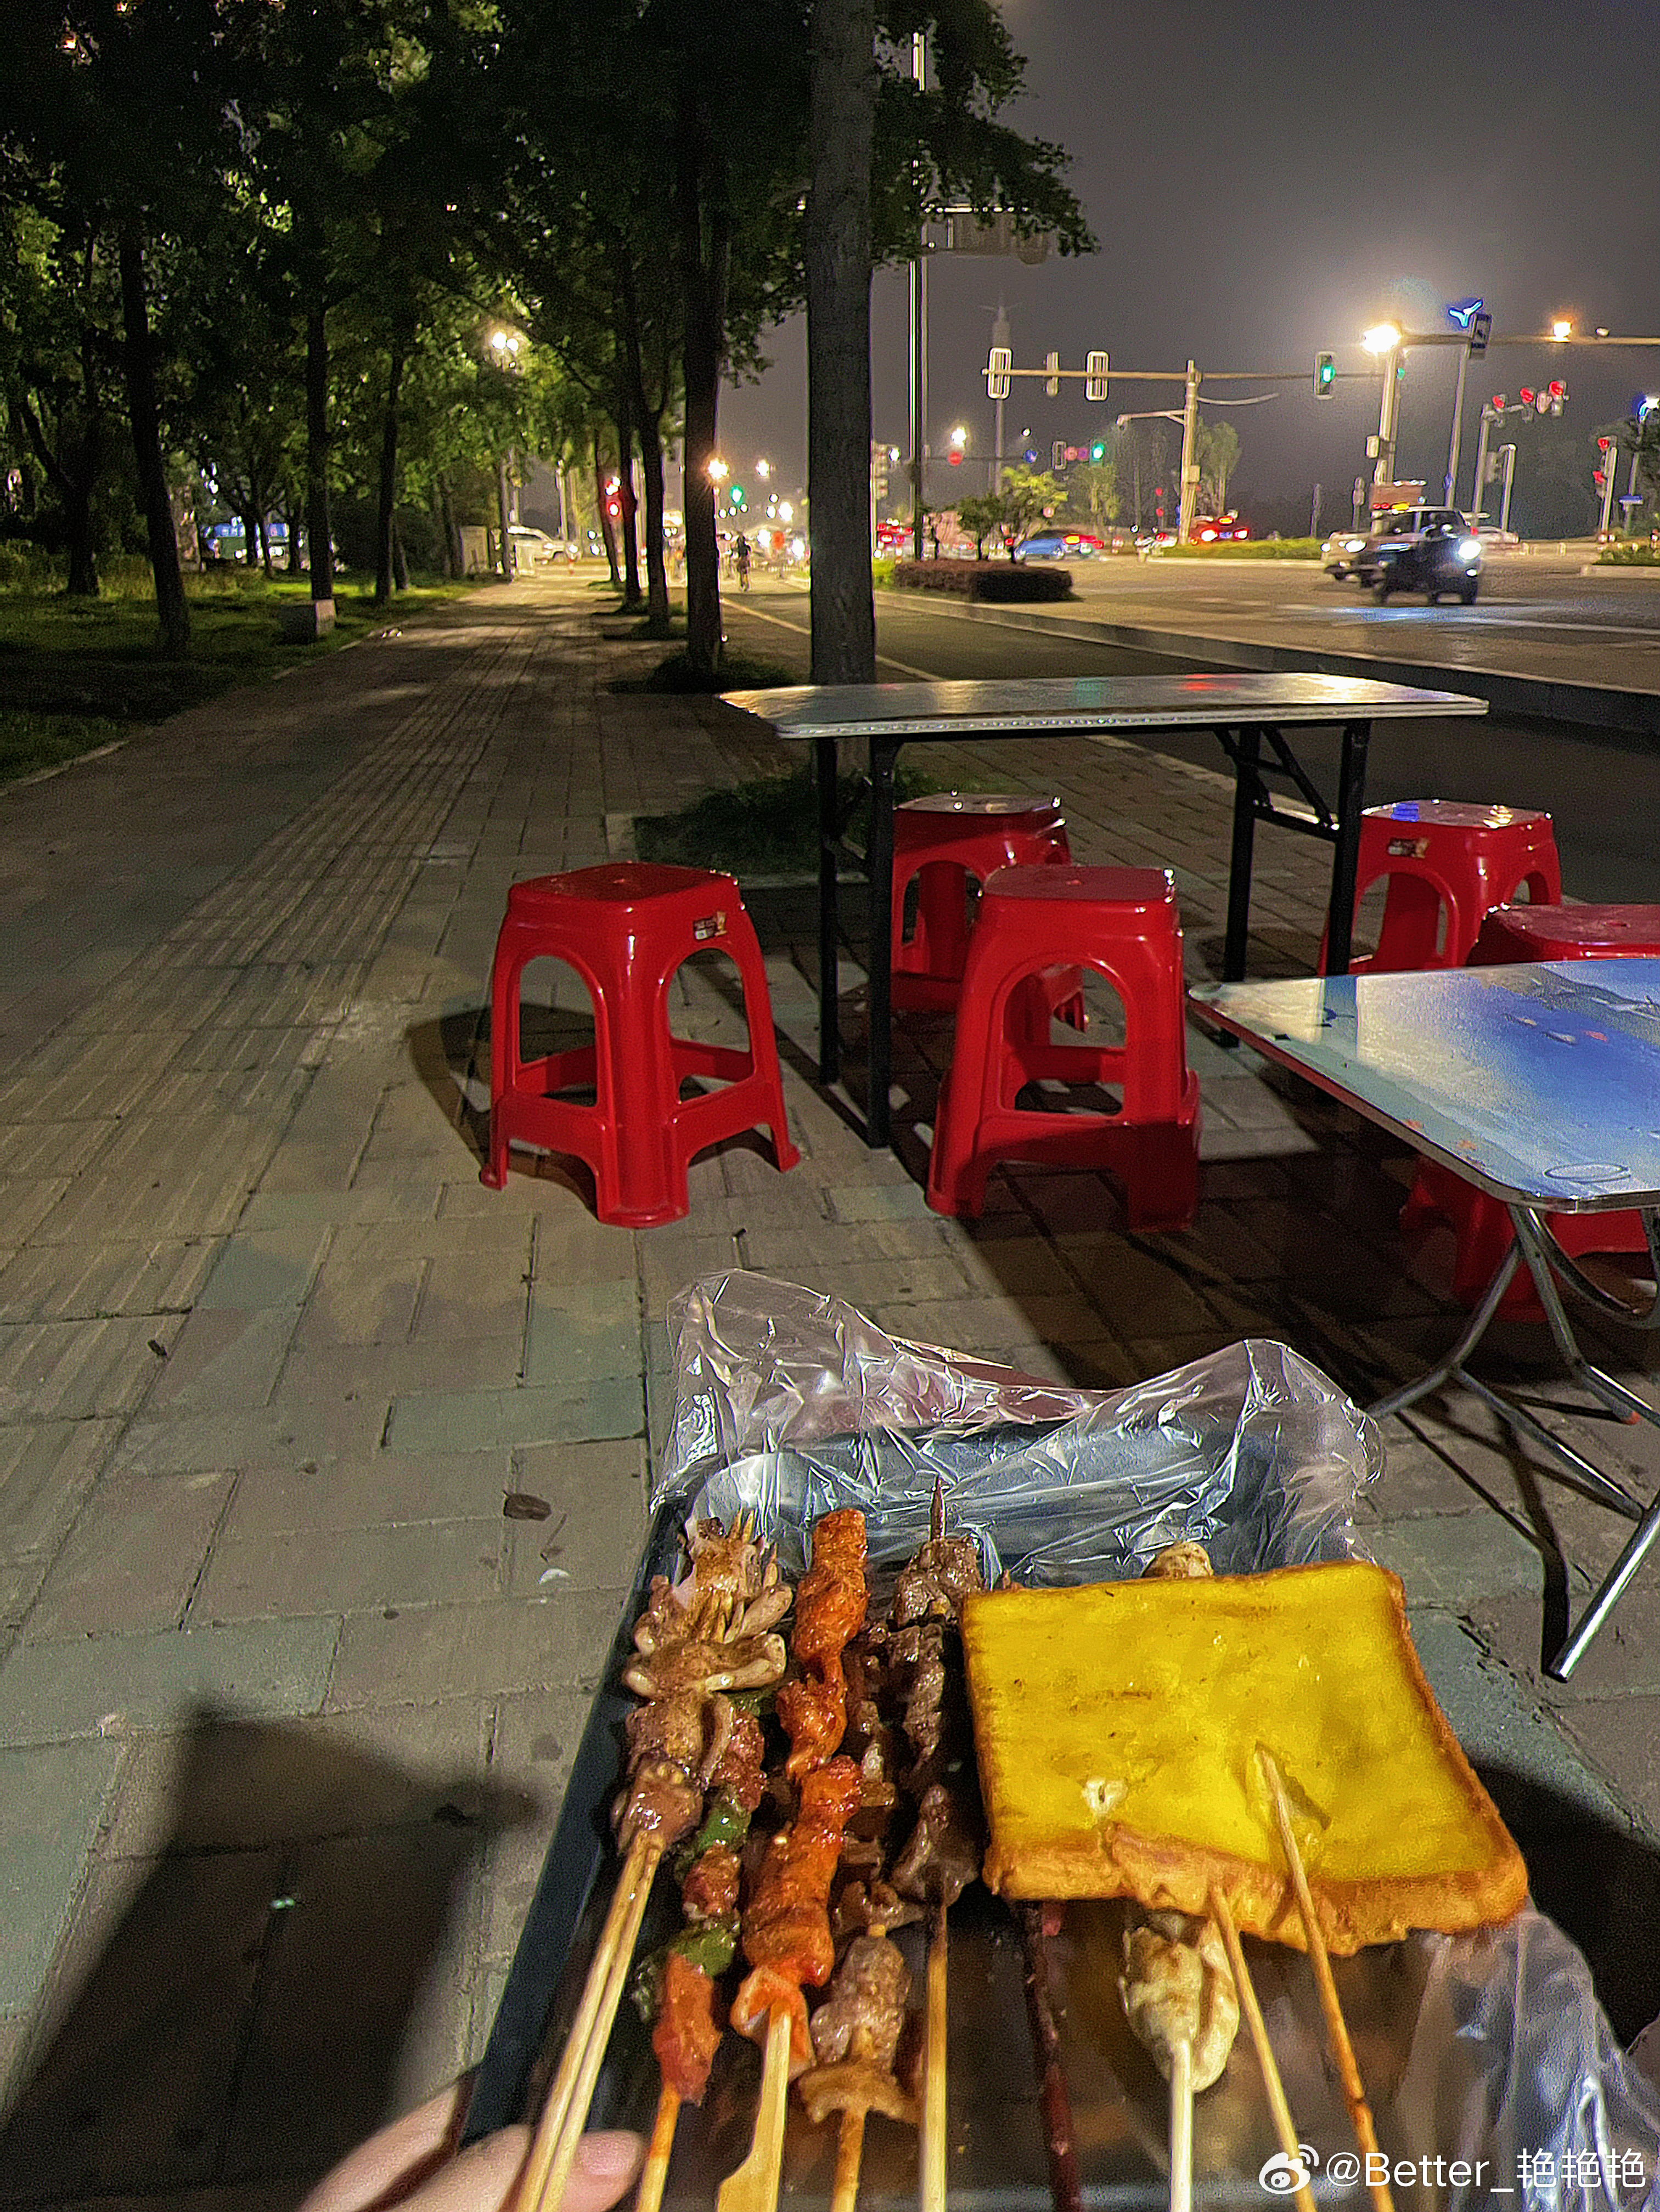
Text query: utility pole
1445 344 1470 507
992 304 1008 494
1178 361 1200 543
908 30 928 561
1372 344 1402 490
1468 409 1494 526
1498 444 1517 535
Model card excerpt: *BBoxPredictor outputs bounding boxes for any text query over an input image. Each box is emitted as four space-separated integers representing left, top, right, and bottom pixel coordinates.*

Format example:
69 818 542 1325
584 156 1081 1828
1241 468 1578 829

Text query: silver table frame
1194 965 1660 1679
722 674 1485 1146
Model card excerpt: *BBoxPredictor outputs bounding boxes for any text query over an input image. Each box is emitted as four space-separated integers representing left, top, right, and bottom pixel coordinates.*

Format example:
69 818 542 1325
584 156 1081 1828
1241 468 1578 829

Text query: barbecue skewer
1257 1750 1395 2212
717 2006 795 2212
632 2084 680 2212
1206 1885 1316 2212
516 1838 661 2212
920 1901 948 2212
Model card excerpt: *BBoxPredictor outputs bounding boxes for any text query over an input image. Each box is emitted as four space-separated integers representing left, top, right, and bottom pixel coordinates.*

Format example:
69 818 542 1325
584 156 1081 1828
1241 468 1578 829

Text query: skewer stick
1206 1885 1316 2212
1257 1751 1394 2212
516 1837 661 2212
920 1903 949 2212
1168 2037 1194 2212
716 2005 794 2212
830 2108 867 2212
632 2084 682 2212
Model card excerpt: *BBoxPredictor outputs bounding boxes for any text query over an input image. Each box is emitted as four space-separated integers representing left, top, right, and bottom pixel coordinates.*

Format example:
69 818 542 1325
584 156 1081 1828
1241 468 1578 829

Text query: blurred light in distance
1363 323 1402 353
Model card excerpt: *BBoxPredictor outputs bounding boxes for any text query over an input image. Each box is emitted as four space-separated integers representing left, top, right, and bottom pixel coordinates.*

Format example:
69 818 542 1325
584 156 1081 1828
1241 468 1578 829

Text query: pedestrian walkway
3 573 1659 2202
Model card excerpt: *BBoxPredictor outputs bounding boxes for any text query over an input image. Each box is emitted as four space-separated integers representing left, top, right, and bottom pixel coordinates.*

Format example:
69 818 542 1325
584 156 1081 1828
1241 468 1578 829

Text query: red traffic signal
1548 380 1566 398
1599 437 1613 452
947 450 963 466
1519 388 1534 407
1594 470 1607 489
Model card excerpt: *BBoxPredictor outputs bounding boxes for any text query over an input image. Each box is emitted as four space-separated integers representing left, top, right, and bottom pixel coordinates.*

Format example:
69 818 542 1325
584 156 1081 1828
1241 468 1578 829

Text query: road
722 566 1660 904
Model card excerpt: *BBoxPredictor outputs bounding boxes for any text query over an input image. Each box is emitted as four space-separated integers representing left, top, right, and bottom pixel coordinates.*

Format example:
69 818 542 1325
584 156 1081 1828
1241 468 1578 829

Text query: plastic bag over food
659 1271 1382 1581
655 1272 1660 2210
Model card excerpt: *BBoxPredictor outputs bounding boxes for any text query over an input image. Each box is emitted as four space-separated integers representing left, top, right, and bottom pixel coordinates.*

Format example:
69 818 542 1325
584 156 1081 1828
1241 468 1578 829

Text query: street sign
1044 351 1060 398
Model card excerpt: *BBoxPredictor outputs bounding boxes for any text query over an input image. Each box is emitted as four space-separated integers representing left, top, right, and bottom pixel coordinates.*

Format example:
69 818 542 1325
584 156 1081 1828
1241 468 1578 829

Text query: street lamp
1551 318 1573 342
1362 323 1402 356
487 326 526 575
755 459 771 481
1363 324 1403 496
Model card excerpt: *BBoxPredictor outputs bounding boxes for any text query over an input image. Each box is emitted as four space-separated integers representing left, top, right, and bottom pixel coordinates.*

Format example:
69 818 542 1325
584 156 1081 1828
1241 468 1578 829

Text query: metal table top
721 672 1488 741
1191 959 1660 1212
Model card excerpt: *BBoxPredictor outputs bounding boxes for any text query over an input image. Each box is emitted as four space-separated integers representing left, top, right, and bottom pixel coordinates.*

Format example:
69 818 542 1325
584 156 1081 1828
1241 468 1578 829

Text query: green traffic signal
1314 351 1336 397
1089 439 1106 463
731 485 746 509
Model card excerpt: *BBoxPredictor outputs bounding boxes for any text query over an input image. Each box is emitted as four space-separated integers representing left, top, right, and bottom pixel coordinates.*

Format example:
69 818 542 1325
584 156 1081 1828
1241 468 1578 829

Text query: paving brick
0 1617 340 1746
290 1239 427 1348
220 1448 515 1541
415 1251 532 1341
325 1592 625 1708
522 1276 640 1390
103 1700 499 1860
195 1223 330 1312
0 1314 180 1423
1361 1508 1556 1607
503 1438 649 1596
143 1306 299 1414
25 1470 231 1640
192 1516 503 1624
480 1685 594 1962
386 1374 642 1454
0 1418 121 1565
0 1737 125 2012
1472 1584 1660 1705
112 1393 389 1477
0 1237 221 1325
3 1846 282 2197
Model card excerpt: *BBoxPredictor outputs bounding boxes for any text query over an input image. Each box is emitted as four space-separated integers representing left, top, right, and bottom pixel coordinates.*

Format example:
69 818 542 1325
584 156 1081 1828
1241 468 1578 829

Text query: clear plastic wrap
651 1272 1660 2210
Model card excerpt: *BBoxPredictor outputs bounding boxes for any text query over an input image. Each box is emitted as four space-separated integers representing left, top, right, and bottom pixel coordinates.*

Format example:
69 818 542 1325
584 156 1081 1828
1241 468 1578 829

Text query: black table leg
815 735 839 1084
1222 725 1259 983
1325 721 1372 976
865 734 899 1147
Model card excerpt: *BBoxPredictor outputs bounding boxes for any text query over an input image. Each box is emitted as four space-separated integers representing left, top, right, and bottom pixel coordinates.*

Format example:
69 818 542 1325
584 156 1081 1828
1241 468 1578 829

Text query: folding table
1191 958 1660 1678
722 673 1485 1144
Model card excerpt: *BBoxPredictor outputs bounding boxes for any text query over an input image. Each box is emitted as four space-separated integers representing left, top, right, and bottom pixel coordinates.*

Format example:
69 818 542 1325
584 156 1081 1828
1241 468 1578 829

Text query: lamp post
1363 323 1402 498
488 327 523 578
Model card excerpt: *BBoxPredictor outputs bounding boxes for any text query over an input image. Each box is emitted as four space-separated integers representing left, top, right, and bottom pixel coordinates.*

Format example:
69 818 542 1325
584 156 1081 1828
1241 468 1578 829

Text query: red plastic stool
893 793 1071 1011
1471 902 1660 964
925 865 1201 1227
480 863 800 1226
1404 904 1653 1317
1321 800 1562 973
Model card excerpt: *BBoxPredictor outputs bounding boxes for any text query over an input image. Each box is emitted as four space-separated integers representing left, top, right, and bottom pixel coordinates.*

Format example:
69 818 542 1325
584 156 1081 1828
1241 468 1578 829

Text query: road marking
725 596 942 679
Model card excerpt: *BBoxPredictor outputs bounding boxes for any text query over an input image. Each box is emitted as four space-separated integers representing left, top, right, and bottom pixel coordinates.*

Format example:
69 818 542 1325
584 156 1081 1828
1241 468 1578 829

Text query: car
1015 529 1102 561
1352 507 1482 604
1192 513 1251 543
1321 529 1372 580
508 524 561 566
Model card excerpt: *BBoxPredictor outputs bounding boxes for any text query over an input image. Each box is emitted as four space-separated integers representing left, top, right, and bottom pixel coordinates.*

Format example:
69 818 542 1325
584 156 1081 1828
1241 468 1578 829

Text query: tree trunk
436 473 459 577
21 396 100 598
615 405 640 606
595 433 621 584
636 409 671 633
117 224 190 656
806 0 877 685
305 306 334 605
677 87 730 680
242 501 259 565
374 334 407 605
496 457 513 578
392 518 409 590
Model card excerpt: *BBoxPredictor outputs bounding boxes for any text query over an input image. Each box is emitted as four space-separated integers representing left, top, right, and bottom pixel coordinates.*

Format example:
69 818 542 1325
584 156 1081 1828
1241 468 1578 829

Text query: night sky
720 0 1660 526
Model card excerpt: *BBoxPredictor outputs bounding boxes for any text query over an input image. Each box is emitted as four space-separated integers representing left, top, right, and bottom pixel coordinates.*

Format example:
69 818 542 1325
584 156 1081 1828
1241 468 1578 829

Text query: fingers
413 2126 640 2212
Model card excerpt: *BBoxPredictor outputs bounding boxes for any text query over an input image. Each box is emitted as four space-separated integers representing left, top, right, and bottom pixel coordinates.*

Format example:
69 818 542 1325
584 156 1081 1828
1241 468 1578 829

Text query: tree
1195 418 1240 516
1067 455 1118 529
807 0 877 684
954 490 1004 558
995 464 1060 555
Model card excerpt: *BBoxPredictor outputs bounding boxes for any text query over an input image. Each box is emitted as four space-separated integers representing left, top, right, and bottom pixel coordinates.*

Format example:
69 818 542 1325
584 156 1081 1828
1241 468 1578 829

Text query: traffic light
1599 436 1613 452
1468 311 1493 356
1089 437 1107 464
1052 439 1067 471
1547 380 1567 416
1313 351 1336 396
986 346 1012 400
1518 388 1535 409
1084 350 1109 402
730 484 746 509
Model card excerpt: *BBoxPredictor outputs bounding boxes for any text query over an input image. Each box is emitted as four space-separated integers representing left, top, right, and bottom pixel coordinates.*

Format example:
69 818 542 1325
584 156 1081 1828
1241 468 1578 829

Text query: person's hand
298 2078 644 2212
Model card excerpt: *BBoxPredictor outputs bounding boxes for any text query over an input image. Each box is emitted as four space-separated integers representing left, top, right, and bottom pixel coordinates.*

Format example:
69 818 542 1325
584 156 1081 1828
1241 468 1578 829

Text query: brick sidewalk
3 574 1659 2200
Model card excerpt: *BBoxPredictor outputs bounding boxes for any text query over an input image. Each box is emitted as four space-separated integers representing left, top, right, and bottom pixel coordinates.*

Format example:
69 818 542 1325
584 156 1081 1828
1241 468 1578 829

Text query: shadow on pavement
0 1708 531 2206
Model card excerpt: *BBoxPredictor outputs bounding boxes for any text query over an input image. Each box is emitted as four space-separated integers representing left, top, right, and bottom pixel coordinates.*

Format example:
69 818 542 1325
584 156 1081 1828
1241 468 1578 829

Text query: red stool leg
481 921 530 1189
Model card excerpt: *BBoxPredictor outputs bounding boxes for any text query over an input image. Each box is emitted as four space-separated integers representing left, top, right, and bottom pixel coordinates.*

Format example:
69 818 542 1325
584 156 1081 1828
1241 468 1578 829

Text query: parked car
1321 529 1373 580
1191 513 1251 543
1352 507 1482 603
508 524 561 566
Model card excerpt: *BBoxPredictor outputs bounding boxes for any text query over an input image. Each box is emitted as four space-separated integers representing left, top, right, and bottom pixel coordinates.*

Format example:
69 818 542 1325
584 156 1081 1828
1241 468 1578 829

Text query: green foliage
1063 456 1118 528
1194 419 1241 515
1597 543 1660 565
953 492 1006 558
890 558 1072 600
997 465 1062 547
1169 538 1322 558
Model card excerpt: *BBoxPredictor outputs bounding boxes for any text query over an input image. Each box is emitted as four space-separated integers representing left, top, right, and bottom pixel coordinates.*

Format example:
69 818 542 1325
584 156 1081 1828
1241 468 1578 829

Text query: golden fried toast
963 1561 1526 1954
